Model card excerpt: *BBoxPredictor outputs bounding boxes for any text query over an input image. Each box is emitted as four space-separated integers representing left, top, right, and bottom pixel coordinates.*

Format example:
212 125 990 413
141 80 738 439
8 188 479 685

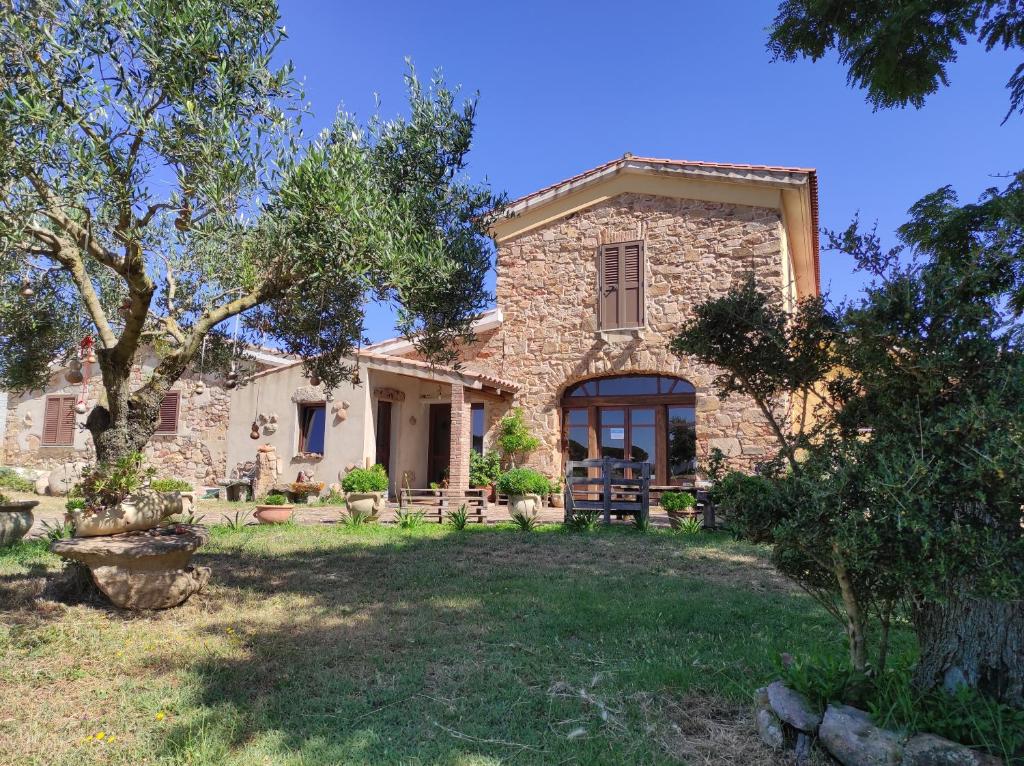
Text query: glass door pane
565 408 590 477
667 405 697 481
599 408 626 479
630 407 656 469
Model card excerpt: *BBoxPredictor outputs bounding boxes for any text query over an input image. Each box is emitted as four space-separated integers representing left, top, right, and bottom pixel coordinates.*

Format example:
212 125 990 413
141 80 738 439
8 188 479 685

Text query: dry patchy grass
1 524 851 765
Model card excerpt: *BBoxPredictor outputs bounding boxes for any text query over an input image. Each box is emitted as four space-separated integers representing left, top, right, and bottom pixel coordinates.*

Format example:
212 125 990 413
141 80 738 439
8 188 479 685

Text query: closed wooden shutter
598 240 644 329
155 392 180 434
42 395 76 446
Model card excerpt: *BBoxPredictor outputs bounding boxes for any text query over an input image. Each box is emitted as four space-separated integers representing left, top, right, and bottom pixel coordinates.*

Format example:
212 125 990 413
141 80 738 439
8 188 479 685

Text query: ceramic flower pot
72 490 183 537
253 504 294 524
0 501 37 547
344 492 384 520
507 494 543 517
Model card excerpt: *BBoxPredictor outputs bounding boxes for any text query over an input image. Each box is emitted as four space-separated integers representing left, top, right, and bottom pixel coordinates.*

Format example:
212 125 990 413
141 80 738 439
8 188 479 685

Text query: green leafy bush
220 511 247 530
674 516 703 535
567 511 600 532
510 510 538 532
631 513 651 532
342 465 388 493
82 453 154 509
316 490 346 506
781 653 871 714
0 491 10 505
446 504 469 530
870 671 1024 762
40 518 75 541
660 490 696 512
496 409 540 462
711 471 782 544
469 450 502 488
343 508 372 526
262 494 289 506
65 497 86 513
497 467 549 496
0 468 34 493
150 478 194 493
396 508 425 529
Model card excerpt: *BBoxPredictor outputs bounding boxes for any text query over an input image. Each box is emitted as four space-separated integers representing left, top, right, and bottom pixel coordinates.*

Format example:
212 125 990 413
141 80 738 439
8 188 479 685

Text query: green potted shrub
547 475 564 509
0 491 38 547
341 465 388 521
254 493 294 524
496 409 540 468
470 450 502 503
660 490 697 529
497 467 549 518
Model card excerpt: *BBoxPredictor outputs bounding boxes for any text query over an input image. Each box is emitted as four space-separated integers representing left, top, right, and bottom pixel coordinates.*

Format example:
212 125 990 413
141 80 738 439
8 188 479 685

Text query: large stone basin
51 524 210 609
0 501 37 547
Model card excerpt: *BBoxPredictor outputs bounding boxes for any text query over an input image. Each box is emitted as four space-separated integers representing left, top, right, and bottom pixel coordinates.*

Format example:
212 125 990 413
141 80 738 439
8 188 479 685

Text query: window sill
596 327 646 342
293 452 324 462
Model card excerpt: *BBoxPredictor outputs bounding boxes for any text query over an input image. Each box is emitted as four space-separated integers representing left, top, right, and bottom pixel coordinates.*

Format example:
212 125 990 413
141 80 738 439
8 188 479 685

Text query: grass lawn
0 523 903 765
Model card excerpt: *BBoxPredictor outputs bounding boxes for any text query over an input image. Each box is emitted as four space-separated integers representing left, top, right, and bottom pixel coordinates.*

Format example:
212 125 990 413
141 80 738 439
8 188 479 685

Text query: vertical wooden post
602 457 612 524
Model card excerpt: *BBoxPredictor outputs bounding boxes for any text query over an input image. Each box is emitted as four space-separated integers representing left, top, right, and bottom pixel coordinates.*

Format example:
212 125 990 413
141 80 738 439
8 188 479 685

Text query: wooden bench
398 488 488 524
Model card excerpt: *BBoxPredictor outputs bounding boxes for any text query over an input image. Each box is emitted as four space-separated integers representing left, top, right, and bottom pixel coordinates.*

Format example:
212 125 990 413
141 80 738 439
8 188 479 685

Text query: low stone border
755 680 1004 765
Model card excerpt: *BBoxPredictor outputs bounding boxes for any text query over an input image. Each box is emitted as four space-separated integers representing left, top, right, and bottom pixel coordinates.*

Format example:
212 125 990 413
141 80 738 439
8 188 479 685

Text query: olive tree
0 0 497 464
674 180 1024 706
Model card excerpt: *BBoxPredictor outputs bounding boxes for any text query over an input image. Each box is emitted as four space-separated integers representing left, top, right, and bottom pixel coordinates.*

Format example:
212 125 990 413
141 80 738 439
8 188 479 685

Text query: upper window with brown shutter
598 240 645 329
42 395 76 446
155 391 180 435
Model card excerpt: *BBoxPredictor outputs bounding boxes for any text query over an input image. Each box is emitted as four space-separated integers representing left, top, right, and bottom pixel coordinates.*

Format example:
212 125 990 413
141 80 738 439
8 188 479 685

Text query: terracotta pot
253 504 294 524
507 494 543 517
0 501 37 547
549 492 564 509
344 492 385 520
72 490 183 537
665 509 697 530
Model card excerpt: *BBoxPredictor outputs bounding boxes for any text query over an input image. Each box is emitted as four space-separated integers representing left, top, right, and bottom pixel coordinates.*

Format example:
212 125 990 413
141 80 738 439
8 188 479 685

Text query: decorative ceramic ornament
194 381 205 395
74 400 88 415
19 277 33 297
310 374 322 387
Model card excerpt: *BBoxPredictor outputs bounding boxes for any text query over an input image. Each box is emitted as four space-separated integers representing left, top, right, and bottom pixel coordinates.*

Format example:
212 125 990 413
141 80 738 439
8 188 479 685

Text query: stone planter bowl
72 489 186 537
253 504 294 524
344 492 385 520
0 500 38 547
507 494 543 517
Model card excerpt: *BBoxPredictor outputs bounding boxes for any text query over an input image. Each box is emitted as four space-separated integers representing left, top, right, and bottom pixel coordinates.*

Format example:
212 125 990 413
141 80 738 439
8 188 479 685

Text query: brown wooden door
427 404 451 486
375 400 392 472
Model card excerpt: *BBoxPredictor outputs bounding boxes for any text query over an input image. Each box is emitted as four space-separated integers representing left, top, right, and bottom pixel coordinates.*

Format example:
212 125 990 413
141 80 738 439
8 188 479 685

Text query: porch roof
248 349 520 395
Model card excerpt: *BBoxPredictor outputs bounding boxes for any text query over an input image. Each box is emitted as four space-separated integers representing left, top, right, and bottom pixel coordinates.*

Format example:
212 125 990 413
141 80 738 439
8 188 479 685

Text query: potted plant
71 453 188 537
0 491 38 547
470 450 502 503
547 476 564 509
497 468 549 518
660 490 697 529
342 465 388 521
290 481 325 504
496 409 540 468
254 493 294 524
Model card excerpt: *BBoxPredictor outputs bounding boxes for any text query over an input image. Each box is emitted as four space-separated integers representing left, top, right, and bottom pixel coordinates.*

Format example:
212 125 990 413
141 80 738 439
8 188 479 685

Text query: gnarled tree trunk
911 585 1024 709
84 348 180 465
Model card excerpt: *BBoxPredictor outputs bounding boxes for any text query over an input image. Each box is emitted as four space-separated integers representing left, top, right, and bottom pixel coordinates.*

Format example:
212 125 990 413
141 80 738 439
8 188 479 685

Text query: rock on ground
818 704 903 766
47 461 88 496
766 680 822 732
902 733 1004 766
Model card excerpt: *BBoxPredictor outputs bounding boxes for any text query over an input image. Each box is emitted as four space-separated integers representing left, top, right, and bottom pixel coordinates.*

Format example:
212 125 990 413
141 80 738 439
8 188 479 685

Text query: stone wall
466 192 787 477
2 361 231 484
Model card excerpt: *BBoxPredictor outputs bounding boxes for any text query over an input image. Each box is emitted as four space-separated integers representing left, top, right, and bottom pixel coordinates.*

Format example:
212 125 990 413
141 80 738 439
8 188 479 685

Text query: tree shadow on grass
135 528 852 765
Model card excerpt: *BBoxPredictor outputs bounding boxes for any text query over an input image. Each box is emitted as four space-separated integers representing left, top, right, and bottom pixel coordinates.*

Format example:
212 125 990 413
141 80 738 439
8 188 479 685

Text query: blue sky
277 0 1019 342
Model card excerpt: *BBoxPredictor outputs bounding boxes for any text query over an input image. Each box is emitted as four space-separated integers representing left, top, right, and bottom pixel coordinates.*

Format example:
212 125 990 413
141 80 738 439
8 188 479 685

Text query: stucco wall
2 353 231 483
467 191 786 477
226 362 369 489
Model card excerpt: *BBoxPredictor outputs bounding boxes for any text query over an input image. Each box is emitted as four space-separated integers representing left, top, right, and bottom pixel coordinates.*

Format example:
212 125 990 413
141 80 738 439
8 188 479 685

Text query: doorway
374 400 393 476
427 403 451 486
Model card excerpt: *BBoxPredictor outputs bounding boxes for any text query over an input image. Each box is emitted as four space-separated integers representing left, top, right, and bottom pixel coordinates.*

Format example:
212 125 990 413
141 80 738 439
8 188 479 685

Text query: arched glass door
561 374 696 485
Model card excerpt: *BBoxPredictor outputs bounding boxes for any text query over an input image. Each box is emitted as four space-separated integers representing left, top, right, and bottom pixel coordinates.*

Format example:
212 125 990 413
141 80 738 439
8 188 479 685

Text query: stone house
2 347 290 484
226 155 819 496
